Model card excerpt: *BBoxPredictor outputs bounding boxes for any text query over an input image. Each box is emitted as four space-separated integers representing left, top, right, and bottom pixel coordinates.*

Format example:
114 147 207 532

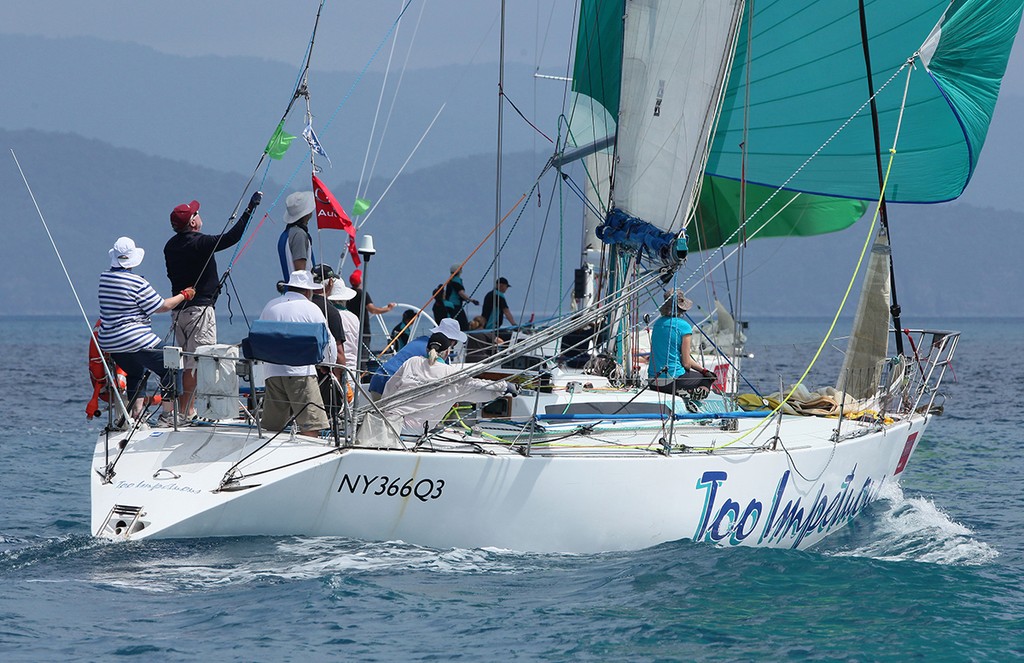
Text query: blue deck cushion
241 320 329 366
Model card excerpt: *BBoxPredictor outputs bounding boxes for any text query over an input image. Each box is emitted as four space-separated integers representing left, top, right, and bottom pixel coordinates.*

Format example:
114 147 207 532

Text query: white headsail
613 0 744 233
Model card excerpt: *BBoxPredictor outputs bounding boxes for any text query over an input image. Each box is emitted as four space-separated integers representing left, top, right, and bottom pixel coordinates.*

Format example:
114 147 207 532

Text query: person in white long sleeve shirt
381 332 515 432
258 270 338 437
326 280 360 375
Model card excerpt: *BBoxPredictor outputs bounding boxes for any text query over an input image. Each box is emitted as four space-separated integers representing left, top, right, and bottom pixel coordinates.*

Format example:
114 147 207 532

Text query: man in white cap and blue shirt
258 270 338 437
278 191 317 283
368 317 467 399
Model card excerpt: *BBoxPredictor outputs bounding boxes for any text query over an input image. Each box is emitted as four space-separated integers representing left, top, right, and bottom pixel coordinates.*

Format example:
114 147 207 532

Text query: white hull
92 411 928 553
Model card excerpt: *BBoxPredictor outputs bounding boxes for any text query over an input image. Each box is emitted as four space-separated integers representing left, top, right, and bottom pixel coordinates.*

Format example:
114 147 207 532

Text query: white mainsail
613 0 744 233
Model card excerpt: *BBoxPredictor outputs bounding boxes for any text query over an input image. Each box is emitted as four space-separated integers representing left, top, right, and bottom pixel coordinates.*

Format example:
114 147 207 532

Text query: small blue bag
241 320 329 366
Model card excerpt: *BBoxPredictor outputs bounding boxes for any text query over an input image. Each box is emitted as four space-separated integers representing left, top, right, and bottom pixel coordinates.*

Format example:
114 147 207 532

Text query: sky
0 1 581 73
2 0 1023 211
3 1 1022 77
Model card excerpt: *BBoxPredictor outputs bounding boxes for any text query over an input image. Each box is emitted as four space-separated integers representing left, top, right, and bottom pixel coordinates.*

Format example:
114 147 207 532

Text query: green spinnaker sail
570 0 866 249
692 176 867 251
708 0 1024 203
569 0 1022 247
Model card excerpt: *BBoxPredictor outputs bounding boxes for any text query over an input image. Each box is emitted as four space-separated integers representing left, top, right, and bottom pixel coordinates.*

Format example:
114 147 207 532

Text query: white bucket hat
109 236 145 269
430 317 468 344
284 270 323 291
284 191 315 225
327 283 357 302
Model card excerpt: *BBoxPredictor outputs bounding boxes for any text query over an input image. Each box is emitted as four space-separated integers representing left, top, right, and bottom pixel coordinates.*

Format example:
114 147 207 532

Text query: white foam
833 482 998 565
90 537 547 592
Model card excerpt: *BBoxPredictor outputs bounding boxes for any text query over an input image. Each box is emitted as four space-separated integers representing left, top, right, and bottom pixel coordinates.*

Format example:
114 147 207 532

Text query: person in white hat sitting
97 236 196 426
367 317 468 399
257 270 338 437
380 331 516 432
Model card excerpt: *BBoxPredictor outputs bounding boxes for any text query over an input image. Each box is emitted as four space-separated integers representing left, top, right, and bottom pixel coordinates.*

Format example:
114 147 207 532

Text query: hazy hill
2 128 1022 324
3 32 1023 212
0 128 557 320
0 34 564 179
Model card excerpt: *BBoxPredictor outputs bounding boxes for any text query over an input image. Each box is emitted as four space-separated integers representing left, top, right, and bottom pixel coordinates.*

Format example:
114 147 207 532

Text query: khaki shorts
172 306 216 369
262 375 329 433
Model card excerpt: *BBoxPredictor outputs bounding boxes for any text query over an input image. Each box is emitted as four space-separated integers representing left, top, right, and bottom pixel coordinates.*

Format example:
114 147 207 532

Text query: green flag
264 121 296 160
352 197 371 216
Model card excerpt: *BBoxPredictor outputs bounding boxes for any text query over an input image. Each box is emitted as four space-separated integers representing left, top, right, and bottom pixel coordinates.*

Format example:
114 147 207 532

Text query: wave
53 537 556 593
825 481 998 565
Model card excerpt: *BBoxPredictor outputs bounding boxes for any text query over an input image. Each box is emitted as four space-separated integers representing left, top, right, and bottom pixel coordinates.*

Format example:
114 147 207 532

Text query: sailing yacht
92 0 1020 552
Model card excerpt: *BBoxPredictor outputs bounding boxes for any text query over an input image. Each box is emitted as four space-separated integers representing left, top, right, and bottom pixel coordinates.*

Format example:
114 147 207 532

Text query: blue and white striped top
97 269 164 353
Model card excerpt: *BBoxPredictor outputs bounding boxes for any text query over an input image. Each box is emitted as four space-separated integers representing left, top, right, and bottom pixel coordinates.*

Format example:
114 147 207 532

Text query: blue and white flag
302 123 332 166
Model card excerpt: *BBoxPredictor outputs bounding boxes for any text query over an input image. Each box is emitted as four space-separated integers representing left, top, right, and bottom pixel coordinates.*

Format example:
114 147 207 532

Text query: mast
857 0 904 357
493 0 506 284
733 0 754 359
837 0 908 400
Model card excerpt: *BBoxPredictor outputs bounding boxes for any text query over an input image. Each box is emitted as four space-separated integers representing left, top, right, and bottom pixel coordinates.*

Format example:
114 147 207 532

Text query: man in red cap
163 191 262 418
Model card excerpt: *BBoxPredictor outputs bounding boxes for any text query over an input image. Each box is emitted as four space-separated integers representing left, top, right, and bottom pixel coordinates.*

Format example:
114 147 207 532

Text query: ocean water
1 316 1022 662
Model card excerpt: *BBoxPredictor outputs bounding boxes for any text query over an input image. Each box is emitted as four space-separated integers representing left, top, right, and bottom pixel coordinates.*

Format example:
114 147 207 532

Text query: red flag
313 174 352 231
312 174 360 266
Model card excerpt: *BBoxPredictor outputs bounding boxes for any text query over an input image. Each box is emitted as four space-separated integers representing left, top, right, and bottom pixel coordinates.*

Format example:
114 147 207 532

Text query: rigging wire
372 188 533 361
353 0 506 229
11 150 131 424
356 104 446 228
700 60 917 451
517 167 563 329
858 0 905 355
355 0 421 213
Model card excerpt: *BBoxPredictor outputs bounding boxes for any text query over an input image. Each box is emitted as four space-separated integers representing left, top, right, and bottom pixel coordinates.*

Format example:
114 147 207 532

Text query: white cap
430 317 468 343
109 236 144 268
284 191 315 225
327 283 357 302
284 270 323 291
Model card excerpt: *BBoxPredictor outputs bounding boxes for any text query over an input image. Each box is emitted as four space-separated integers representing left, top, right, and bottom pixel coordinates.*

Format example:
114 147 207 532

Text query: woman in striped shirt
98 236 195 421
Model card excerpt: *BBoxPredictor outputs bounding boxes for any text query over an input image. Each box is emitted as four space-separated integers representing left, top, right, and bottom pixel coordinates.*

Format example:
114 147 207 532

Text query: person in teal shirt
444 264 477 331
648 291 716 397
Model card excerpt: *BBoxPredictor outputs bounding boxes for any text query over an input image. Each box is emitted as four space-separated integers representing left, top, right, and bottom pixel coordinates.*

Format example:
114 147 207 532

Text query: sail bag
241 320 329 366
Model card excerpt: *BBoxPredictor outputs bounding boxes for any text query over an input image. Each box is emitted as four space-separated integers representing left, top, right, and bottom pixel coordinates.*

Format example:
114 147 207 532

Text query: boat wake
0 534 115 575
824 482 998 565
46 537 546 593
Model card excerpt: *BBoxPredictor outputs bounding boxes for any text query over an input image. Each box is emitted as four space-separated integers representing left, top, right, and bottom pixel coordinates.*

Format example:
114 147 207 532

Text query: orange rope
370 190 531 364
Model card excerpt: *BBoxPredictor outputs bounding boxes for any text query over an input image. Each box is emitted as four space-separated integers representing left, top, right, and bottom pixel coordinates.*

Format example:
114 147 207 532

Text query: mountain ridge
0 33 563 179
3 128 1021 322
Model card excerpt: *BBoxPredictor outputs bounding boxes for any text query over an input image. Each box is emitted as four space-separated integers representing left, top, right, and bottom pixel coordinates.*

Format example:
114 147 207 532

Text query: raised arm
200 191 262 253
367 301 396 315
